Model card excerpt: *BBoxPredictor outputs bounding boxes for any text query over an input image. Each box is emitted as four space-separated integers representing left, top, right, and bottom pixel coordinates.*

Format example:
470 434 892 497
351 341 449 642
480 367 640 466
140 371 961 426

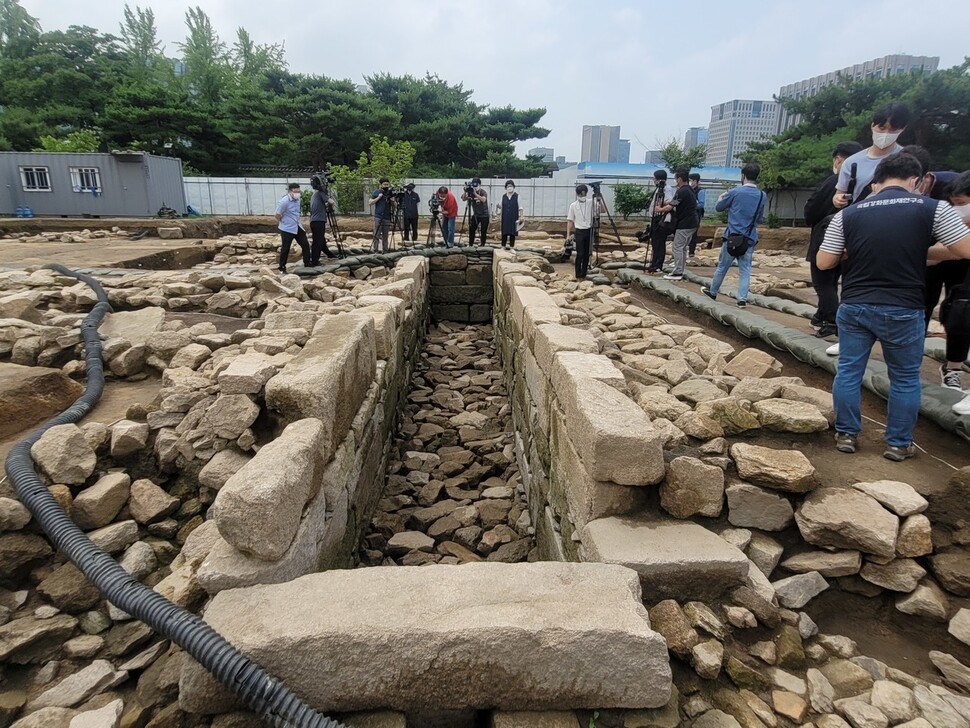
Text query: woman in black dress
499 180 522 249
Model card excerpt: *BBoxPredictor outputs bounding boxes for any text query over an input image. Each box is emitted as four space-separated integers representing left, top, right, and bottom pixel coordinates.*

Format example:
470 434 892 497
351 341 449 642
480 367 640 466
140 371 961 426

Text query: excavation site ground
1 215 970 728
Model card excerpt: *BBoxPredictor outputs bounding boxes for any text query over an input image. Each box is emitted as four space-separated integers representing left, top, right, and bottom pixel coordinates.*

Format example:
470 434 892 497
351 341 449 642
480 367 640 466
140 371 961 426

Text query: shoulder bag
726 191 765 258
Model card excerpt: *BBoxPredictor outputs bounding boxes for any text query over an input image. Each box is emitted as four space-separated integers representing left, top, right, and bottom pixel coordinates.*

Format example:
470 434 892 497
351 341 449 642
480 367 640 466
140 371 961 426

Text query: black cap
405 182 415 189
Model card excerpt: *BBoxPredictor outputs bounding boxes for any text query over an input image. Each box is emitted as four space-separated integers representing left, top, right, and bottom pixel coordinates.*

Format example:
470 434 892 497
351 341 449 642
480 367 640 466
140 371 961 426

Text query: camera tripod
588 183 623 268
426 206 441 246
456 191 474 246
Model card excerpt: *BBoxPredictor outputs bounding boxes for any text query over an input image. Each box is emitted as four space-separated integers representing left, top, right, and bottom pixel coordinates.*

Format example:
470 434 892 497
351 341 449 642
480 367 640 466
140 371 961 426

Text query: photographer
437 186 458 248
368 177 395 253
664 169 698 281
566 183 606 281
401 183 420 243
688 173 705 255
274 182 310 274
461 177 490 246
646 170 674 274
309 177 336 265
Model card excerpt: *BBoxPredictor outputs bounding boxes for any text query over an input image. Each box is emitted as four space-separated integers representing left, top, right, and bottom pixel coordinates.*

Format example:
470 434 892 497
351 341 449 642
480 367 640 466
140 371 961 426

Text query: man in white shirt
832 103 911 209
566 184 606 281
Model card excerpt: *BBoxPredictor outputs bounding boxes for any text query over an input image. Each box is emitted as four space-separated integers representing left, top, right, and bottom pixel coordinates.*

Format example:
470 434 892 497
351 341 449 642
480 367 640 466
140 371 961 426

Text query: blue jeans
833 303 925 447
709 240 755 301
440 217 456 247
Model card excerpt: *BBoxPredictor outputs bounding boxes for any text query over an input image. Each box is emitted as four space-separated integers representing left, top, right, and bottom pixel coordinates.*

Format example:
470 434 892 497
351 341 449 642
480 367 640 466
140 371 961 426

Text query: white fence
183 175 815 222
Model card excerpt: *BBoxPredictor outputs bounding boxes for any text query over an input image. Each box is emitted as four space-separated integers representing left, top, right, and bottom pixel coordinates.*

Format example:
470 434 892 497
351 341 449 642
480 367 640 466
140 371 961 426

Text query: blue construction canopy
576 161 743 182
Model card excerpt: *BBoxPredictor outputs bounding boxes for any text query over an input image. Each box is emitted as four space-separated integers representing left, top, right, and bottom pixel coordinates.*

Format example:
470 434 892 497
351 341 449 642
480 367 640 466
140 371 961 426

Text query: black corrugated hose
3 264 346 728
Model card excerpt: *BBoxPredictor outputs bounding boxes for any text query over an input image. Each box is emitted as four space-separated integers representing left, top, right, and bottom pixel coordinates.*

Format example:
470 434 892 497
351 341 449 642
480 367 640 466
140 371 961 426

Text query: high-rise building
706 100 778 168
555 155 566 166
528 147 555 163
776 54 939 132
684 127 708 153
644 150 664 164
618 139 631 164
581 125 621 163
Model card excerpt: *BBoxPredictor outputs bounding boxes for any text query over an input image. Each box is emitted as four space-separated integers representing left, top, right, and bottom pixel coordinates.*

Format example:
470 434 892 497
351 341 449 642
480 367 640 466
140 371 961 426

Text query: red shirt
439 192 458 218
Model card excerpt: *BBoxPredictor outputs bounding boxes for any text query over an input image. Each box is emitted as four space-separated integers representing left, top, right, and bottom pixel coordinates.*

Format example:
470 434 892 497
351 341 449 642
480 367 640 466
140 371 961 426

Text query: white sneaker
954 392 970 416
663 273 683 280
826 343 840 356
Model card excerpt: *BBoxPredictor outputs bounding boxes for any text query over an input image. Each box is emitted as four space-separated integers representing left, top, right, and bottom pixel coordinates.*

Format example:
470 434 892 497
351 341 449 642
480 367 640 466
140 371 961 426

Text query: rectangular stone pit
180 562 672 715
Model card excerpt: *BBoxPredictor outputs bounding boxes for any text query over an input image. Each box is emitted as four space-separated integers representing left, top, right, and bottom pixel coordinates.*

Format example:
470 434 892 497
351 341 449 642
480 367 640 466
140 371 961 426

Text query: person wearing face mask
436 186 459 248
368 177 396 253
461 178 490 246
498 180 523 249
817 153 970 461
939 171 970 415
274 182 310 273
566 183 606 281
804 141 864 338
400 183 421 244
832 103 911 209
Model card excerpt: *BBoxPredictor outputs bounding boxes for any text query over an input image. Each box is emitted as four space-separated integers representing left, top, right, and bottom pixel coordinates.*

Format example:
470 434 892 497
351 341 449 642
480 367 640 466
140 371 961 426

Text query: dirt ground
0 236 213 269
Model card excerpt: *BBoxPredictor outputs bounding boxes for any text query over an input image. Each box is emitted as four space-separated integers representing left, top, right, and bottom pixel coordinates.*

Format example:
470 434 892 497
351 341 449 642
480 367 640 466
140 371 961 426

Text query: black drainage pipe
3 264 346 728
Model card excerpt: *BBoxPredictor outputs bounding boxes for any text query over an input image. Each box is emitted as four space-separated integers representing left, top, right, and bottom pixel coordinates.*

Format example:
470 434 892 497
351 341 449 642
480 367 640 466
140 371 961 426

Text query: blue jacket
715 185 766 241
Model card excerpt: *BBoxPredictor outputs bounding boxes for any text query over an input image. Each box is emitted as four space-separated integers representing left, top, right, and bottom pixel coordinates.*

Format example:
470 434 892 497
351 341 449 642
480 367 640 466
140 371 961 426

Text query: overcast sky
23 0 970 162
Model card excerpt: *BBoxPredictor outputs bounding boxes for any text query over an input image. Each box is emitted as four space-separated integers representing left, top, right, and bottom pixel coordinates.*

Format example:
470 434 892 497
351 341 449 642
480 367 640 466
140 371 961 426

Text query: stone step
179 562 672 714
580 516 749 600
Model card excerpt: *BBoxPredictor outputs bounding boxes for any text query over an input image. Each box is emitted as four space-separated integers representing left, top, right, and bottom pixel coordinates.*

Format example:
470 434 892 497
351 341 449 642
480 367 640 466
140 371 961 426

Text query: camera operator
566 183 606 281
647 170 675 274
688 173 705 255
309 177 336 265
368 177 395 253
274 182 310 274
436 186 458 248
400 183 420 243
461 177 490 246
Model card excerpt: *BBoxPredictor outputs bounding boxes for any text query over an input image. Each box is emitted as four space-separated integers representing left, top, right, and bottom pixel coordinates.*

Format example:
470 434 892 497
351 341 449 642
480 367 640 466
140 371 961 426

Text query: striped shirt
820 186 968 308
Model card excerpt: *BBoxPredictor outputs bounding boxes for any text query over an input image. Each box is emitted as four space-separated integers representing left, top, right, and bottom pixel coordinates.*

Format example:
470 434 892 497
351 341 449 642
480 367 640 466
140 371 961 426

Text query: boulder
198 450 251 490
747 533 784 579
870 680 918 724
68 698 124 728
723 348 783 379
179 563 672 713
895 579 949 621
673 411 724 440
0 614 77 664
929 651 970 694
949 608 970 648
779 384 834 422
896 514 932 558
781 550 861 578
648 599 699 658
109 420 149 459
28 660 127 709
128 479 179 525
30 424 96 485
209 419 326 561
0 363 84 441
37 562 101 612
72 473 131 530
157 227 183 239
930 552 970 596
795 488 899 559
217 354 278 395
771 572 829 609
695 397 761 435
0 496 32 531
726 482 794 531
199 395 260 441
0 533 52 577
753 399 828 433
633 388 691 421
99 308 165 347
860 559 926 592
730 444 817 493
851 480 928 517
660 457 724 519
669 379 727 404
580 516 748 600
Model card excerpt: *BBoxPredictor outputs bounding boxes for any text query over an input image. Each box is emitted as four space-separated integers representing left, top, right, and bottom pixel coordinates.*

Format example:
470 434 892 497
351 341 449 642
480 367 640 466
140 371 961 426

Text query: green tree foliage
35 129 100 152
658 139 707 172
613 183 651 220
749 60 970 192
0 0 40 56
0 8 549 178
330 136 416 213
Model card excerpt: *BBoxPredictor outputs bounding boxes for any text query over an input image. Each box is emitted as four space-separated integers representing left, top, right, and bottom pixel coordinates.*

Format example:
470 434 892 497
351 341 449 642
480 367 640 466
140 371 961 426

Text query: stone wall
491 250 666 561
196 255 429 593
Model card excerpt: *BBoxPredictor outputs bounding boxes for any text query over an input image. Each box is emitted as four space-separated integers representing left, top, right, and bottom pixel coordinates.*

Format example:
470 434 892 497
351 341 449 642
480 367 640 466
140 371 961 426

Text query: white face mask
871 129 901 149
954 203 970 223
290 191 300 200
577 195 587 202
506 187 514 193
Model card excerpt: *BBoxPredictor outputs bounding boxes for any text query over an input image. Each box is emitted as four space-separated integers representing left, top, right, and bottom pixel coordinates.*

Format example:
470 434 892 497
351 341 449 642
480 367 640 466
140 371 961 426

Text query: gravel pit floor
359 322 537 567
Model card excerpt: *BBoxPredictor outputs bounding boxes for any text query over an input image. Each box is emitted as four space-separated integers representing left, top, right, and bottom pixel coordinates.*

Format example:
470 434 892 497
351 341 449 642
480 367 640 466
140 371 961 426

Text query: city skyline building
706 99 778 167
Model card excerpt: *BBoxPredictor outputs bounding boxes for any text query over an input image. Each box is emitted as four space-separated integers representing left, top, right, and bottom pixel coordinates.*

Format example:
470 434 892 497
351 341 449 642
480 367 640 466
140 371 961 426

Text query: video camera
587 180 604 197
635 224 652 243
310 166 335 193
463 181 482 198
428 195 441 214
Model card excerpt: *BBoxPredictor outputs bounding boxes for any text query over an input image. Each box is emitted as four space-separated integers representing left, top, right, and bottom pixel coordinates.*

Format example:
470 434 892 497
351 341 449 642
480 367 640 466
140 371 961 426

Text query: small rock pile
0 228 129 244
360 322 536 567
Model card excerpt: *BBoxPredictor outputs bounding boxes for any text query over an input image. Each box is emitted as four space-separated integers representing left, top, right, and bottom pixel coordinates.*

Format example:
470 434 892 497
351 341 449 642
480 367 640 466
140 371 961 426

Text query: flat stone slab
580 517 749 600
179 563 672 714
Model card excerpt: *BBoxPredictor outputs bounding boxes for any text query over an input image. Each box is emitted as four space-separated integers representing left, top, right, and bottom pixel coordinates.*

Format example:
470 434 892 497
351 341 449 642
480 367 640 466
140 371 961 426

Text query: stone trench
0 233 970 728
359 322 536 568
